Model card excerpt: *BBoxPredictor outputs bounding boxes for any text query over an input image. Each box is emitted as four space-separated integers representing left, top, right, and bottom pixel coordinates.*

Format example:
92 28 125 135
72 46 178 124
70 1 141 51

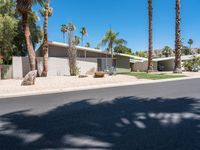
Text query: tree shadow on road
0 96 200 150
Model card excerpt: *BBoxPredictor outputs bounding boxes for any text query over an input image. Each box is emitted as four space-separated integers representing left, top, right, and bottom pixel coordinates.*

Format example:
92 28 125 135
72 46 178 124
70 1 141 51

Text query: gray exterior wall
37 45 109 58
0 65 12 79
158 60 174 71
132 61 157 72
116 55 131 73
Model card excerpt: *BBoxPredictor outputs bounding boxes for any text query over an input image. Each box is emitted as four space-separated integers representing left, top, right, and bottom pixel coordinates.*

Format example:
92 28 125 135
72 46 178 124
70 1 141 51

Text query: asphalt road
0 79 200 150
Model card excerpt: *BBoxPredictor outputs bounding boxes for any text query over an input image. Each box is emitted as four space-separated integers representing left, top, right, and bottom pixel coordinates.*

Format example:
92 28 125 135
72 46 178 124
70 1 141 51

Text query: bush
183 56 200 71
183 61 193 71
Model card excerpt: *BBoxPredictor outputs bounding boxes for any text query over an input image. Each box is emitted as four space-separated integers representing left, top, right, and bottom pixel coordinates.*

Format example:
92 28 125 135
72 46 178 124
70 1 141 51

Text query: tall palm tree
147 0 154 72
80 27 87 46
188 39 193 48
61 24 68 43
99 28 126 60
39 0 53 77
174 0 182 73
85 42 90 47
80 27 87 58
16 0 44 71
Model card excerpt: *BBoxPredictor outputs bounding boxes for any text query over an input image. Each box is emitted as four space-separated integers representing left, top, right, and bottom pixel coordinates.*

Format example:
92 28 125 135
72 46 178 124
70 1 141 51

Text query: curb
0 76 199 99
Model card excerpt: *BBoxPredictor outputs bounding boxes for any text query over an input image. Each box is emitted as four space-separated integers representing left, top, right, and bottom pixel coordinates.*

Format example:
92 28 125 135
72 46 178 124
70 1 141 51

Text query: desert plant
74 35 80 45
67 22 77 76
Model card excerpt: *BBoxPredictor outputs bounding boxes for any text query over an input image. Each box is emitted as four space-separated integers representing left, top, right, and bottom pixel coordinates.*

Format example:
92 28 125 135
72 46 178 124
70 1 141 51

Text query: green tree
188 39 193 48
39 0 53 77
197 49 200 54
114 45 132 55
181 46 192 55
99 28 126 61
162 46 172 57
0 0 42 64
0 14 18 64
136 51 146 57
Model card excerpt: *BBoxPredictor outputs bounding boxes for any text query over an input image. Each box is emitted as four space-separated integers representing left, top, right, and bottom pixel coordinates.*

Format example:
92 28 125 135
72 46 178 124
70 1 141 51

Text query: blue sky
34 0 200 52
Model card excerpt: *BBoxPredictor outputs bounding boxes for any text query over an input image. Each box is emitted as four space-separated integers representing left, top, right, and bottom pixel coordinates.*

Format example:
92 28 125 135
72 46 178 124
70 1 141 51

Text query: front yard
121 72 186 80
0 72 198 98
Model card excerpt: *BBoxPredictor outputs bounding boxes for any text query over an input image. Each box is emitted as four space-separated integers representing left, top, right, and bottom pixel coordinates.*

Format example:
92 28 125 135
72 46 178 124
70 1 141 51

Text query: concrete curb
0 76 199 99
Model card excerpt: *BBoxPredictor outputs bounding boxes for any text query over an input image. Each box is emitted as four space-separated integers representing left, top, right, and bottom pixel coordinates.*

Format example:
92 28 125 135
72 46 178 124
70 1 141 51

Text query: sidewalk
0 73 199 98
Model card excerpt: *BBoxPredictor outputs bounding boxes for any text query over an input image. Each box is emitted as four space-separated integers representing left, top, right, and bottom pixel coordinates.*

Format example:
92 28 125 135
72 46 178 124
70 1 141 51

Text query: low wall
0 65 12 79
132 61 157 72
12 57 98 78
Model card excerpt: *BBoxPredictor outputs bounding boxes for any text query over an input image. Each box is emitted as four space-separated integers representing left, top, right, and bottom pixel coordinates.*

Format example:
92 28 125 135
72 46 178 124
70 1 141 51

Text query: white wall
12 57 98 78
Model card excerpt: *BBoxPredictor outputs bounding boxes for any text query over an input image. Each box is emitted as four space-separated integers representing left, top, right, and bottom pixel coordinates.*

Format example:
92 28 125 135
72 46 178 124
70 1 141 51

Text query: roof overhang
48 41 148 60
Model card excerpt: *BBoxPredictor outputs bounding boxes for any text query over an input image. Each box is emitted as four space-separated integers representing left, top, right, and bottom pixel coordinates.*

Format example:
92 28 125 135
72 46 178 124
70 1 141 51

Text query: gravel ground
0 75 147 96
0 72 199 98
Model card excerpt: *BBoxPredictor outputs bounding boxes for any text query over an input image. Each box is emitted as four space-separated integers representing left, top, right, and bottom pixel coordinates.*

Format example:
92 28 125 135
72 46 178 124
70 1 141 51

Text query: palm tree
80 27 87 58
80 27 87 46
16 0 44 71
174 0 182 73
85 42 90 47
39 0 53 77
162 46 172 57
61 24 68 43
147 0 154 72
188 39 193 48
99 28 126 61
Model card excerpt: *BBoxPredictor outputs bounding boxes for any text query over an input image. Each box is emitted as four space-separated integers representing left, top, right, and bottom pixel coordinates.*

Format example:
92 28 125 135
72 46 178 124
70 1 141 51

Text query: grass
121 72 186 80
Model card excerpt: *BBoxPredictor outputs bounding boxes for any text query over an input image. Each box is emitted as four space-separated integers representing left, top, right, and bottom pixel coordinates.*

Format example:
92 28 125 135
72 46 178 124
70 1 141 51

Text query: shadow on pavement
0 96 200 150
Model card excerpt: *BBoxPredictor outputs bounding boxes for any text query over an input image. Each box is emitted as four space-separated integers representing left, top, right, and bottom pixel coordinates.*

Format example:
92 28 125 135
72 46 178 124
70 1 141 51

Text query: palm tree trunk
174 0 182 73
147 0 154 72
22 13 35 71
63 32 65 43
109 42 114 67
41 1 49 77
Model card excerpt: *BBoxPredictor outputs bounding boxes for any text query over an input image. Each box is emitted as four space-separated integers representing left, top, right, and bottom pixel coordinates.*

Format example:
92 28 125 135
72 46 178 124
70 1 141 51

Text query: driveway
0 79 200 150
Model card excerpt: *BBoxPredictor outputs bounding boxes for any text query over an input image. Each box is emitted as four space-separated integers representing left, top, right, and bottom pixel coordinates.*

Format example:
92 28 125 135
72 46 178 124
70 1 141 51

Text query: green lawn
121 72 186 80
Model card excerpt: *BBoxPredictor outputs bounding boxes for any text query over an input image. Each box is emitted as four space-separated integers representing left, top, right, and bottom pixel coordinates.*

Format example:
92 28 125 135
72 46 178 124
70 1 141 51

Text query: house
36 41 133 74
131 54 200 72
12 41 144 78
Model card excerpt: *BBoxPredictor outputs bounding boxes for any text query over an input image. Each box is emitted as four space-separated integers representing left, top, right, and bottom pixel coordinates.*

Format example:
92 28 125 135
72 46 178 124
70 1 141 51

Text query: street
0 79 200 150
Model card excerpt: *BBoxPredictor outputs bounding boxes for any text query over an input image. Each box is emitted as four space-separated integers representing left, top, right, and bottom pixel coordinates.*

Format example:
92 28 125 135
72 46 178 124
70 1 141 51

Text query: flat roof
48 41 147 60
153 54 200 62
